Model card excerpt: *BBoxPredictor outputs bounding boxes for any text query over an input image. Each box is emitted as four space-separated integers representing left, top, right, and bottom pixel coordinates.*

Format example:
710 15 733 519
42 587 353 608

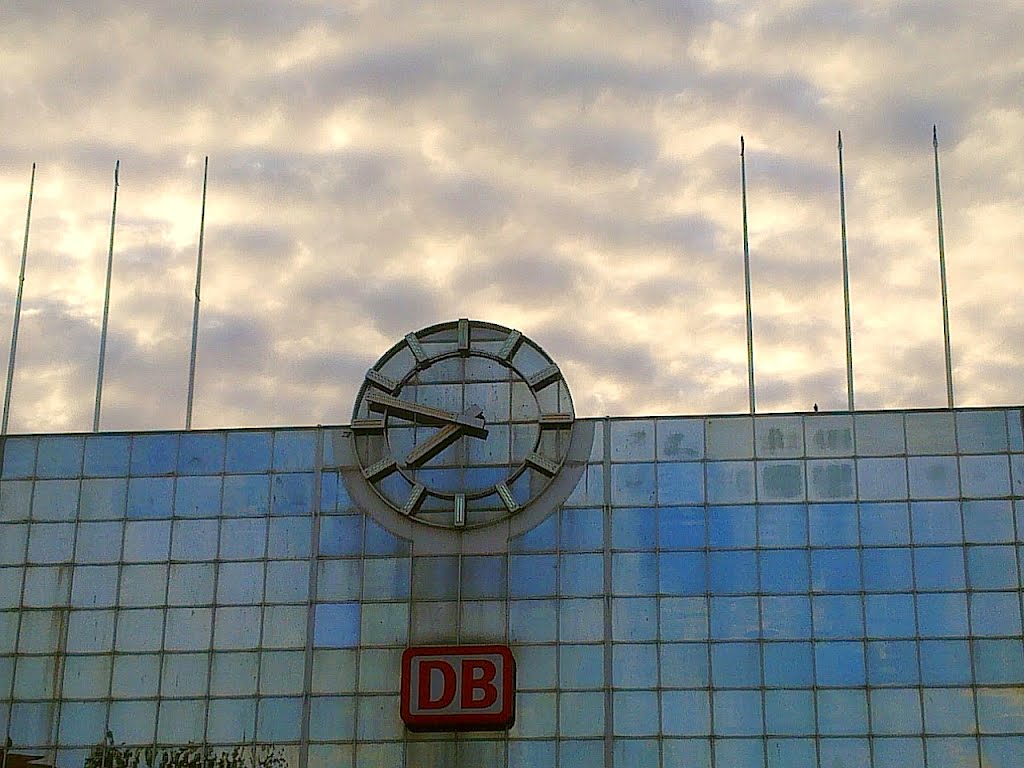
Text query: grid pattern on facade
0 408 1022 767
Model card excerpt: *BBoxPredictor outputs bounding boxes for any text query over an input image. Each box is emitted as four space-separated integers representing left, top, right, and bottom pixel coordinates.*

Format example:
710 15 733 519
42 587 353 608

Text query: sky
1 1 1022 433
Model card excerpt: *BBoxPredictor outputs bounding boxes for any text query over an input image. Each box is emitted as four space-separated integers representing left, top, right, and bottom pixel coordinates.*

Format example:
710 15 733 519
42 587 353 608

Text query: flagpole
2 163 36 435
93 160 119 432
932 126 954 409
838 131 855 411
741 136 756 414
185 156 208 430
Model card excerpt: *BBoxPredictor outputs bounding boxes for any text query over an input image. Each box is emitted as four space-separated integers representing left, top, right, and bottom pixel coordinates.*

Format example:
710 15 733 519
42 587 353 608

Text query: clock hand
366 391 488 438
403 405 487 468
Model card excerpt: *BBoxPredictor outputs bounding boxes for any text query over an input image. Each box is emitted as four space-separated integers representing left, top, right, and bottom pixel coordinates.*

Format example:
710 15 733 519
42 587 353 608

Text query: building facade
1 323 1023 767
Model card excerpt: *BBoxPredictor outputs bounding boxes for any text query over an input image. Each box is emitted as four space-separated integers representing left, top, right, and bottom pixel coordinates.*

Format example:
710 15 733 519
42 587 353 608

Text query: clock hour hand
403 406 487 468
366 391 488 438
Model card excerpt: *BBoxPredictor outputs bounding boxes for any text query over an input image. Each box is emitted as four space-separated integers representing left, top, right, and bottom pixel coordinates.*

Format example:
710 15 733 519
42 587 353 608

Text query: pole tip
740 135 745 154
932 124 938 146
837 129 842 148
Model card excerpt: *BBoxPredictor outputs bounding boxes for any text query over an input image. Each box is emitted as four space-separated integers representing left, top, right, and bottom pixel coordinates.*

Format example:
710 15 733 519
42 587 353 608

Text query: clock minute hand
366 391 488 438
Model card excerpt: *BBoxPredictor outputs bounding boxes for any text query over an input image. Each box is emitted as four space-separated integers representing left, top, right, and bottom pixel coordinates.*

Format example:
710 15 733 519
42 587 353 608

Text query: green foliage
83 734 287 768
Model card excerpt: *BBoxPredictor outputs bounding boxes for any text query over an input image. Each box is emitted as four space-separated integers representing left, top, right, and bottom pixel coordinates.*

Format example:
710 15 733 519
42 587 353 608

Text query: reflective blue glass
509 600 556 643
709 551 756 594
866 594 916 638
917 593 969 637
319 469 337 512
871 688 923 734
564 464 604 506
860 502 911 545
177 432 225 474
558 508 602 551
126 476 173 518
758 461 805 500
920 639 973 685
410 556 456 600
810 549 861 593
711 642 760 687
977 688 1024 734
660 643 708 687
960 455 1010 498
857 457 908 500
661 690 710 736
84 435 130 477
222 474 270 517
612 644 658 688
80 478 126 520
981 736 1024 768
363 517 408 556
911 502 963 544
973 639 1024 684
318 514 362 557
874 738 926 768
923 688 976 734
706 462 755 504
814 641 865 686
172 475 221 518
257 697 303 740
967 545 1018 589
509 554 557 597
515 646 556 690
613 739 659 763
709 596 758 640
813 594 863 638
510 513 557 555
925 736 978 768
611 507 656 550
761 595 812 639
657 462 704 504
557 738 604 762
908 456 960 498
659 552 706 595
1010 411 1024 451
758 504 807 547
611 552 657 596
217 561 264 604
1 480 31 521
313 603 360 647
271 472 313 515
863 547 913 591
708 506 756 549
663 739 711 767
610 463 656 505
559 692 604 737
220 518 267 560
267 516 311 558
957 410 1009 453
562 553 605 596
612 597 657 641
765 690 815 735
508 740 555 767
970 592 1022 636
759 549 809 594
207 698 257 743
317 559 361 601
129 434 177 475
273 429 316 471
867 640 920 685
767 738 816 768
459 555 505 600
123 520 171 562
715 739 763 765
560 644 605 689
31 479 78 520
817 689 868 734
2 438 35 478
914 546 966 590
712 690 762 735
963 500 1015 543
657 418 704 460
225 431 272 472
659 506 705 549
36 436 83 478
819 738 870 765
809 503 858 546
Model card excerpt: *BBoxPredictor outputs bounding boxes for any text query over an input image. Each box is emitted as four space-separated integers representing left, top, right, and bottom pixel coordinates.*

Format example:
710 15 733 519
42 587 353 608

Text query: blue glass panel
657 462 704 504
2 438 36 478
226 431 273 472
611 552 657 596
661 690 710 736
963 500 1015 543
79 478 126 520
509 600 556 643
173 475 221 518
611 507 656 550
758 504 807 547
270 472 313 516
36 436 83 478
809 503 858 546
559 692 604 737
177 432 225 474
217 561 264 604
758 461 805 500
860 502 911 545
765 690 815 735
129 434 177 475
712 690 762 735
867 640 920 685
1010 410 1024 451
660 643 708 687
711 642 760 687
321 514 366 557
458 555 505 600
874 738 926 768
222 474 270 517
977 688 1024 734
506 511 555 553
557 739 604 763
610 463 656 505
908 456 960 499
663 739 711 767
559 644 605 688
317 559 361 601
557 508 601 552
871 688 923 734
268 516 311 558
509 554 556 597
657 418 704 460
981 737 1024 768
759 549 809 594
767 738 816 768
126 476 173 519
410 556 457 600
31 479 78 520
709 551 756 594
612 644 658 688
925 737 979 768
857 457 908 500
920 640 973 685
659 552 706 595
1 480 32 521
123 520 171 562
914 546 966 590
273 429 316 471
762 595 812 639
319 470 337 512
706 462 755 504
973 639 1024 685
561 553 605 596
207 698 257 742
709 596 758 640
957 410 1009 453
911 502 962 544
612 739 658 763
819 739 870 765
863 547 913 591
960 455 1010 498
967 545 1018 589
84 435 130 477
817 689 868 734
708 506 756 549
363 517 408 556
611 597 657 641
810 549 861 593
314 603 360 647
917 593 969 637
564 464 604 507
866 594 916 638
508 740 555 767
661 597 708 640
659 506 705 549
971 592 1022 636
814 641 865 686
257 697 303 740
813 594 863 638
923 688 976 734
715 739 763 765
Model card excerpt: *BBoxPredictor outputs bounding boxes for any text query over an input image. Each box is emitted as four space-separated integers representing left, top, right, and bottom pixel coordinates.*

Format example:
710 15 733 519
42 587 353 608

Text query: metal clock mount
350 319 575 529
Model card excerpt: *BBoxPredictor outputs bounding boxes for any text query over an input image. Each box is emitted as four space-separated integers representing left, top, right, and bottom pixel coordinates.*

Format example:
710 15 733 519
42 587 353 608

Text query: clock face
351 319 575 529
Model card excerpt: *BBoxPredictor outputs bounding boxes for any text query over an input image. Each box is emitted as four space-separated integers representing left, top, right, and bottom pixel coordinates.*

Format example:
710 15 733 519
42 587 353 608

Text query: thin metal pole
933 125 954 409
838 131 855 411
2 163 35 435
93 160 119 432
185 156 208 430
741 136 756 414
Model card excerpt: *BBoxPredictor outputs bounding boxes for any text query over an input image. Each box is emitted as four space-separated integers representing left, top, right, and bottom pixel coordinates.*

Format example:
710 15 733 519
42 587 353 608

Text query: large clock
350 319 575 529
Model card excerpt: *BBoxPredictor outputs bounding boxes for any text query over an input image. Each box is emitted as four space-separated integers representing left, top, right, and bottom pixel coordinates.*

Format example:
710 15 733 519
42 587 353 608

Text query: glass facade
1 408 1022 767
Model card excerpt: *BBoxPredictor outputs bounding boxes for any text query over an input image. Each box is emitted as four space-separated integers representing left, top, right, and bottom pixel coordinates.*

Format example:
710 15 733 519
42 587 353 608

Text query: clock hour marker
525 451 559 476
458 318 470 353
365 369 399 394
540 413 573 428
454 494 466 527
527 364 561 390
351 418 385 433
496 482 518 513
362 456 397 481
401 483 426 516
405 333 429 364
498 330 522 360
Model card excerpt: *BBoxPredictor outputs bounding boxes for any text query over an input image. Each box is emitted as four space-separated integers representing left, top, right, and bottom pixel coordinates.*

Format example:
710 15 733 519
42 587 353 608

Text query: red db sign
400 645 516 731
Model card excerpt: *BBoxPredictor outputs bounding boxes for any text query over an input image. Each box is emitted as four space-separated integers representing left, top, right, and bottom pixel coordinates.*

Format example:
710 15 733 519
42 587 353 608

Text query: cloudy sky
1 1 1021 433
